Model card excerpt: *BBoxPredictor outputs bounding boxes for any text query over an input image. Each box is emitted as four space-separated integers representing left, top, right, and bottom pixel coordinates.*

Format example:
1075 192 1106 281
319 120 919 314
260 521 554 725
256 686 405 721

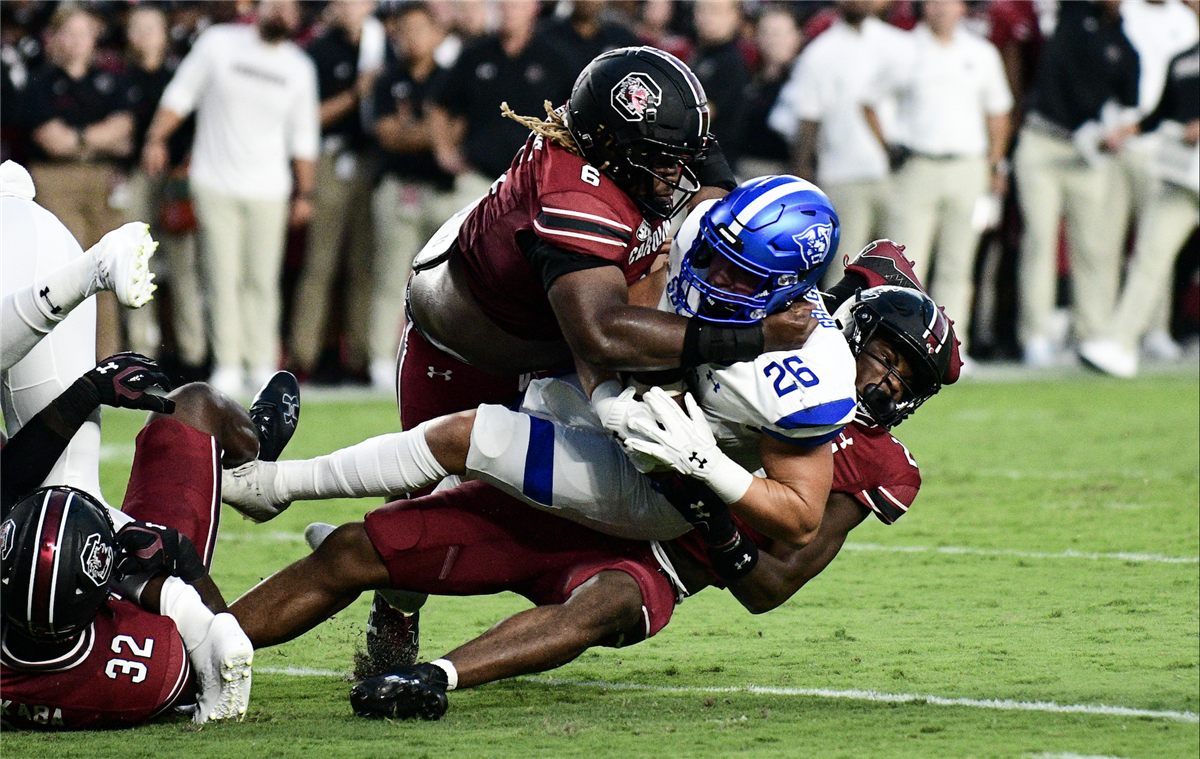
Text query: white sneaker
1142 330 1183 362
89 222 158 308
1078 339 1138 378
210 366 245 397
191 613 253 724
305 522 337 551
222 460 290 523
1023 334 1058 368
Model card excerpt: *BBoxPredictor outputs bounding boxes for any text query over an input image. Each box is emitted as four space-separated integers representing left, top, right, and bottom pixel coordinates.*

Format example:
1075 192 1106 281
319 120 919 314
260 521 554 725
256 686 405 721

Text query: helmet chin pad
861 382 898 422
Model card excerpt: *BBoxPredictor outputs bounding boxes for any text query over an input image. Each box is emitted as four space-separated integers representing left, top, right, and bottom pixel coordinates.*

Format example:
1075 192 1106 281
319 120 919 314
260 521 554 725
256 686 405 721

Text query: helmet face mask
1 487 115 647
566 47 710 220
671 175 840 325
840 286 954 428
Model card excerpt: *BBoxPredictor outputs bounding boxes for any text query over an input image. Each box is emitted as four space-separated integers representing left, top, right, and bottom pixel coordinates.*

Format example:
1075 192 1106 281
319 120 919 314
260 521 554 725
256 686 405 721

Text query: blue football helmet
675 175 840 324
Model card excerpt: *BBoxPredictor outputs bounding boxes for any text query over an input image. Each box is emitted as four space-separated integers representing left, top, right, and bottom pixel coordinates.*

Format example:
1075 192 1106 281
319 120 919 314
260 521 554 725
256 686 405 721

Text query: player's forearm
732 476 825 548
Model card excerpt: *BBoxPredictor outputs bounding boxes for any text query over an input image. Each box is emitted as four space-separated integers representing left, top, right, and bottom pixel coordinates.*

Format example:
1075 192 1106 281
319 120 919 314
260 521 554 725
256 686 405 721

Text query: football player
399 47 815 436
0 358 300 729
226 284 958 721
2 159 158 502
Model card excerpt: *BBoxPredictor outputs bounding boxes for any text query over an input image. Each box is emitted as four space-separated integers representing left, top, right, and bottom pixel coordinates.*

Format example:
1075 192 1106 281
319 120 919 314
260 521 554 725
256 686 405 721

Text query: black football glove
657 475 759 582
692 136 737 191
84 352 175 413
114 521 206 583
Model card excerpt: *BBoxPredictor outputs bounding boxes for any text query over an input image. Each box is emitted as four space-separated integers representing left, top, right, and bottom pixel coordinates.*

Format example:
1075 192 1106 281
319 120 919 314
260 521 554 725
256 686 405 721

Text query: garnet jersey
1 597 189 730
455 136 671 341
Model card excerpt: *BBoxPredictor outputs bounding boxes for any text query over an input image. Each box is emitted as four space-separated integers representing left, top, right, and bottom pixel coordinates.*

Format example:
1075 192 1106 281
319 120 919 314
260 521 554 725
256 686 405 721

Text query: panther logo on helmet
611 73 662 122
80 532 114 587
1 519 14 561
792 223 834 269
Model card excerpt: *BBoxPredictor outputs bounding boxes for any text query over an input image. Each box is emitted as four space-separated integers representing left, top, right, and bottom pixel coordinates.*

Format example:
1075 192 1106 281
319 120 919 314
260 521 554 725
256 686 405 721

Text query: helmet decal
1 519 14 562
792 223 835 268
924 307 951 356
80 533 114 587
611 72 662 122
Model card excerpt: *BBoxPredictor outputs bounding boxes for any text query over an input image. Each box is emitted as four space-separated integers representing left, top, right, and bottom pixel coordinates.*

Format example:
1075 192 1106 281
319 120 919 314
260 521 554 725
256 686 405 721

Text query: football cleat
843 240 926 294
192 612 254 724
355 593 420 680
221 460 289 523
89 222 158 308
249 371 300 462
350 664 448 721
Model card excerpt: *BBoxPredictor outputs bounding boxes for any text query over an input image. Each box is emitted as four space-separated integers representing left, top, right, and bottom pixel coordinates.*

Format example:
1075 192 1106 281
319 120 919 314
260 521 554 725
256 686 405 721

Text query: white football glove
591 380 665 473
623 387 755 504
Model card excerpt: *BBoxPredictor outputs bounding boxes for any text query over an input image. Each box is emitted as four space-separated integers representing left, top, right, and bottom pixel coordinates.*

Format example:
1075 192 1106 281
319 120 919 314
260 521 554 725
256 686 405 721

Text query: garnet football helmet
671 175 840 324
564 46 709 220
838 286 957 428
1 487 116 642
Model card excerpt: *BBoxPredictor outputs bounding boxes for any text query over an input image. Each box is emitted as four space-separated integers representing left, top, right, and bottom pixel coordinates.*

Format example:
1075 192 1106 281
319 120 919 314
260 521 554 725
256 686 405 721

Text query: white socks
271 422 450 502
1 255 99 372
157 576 217 652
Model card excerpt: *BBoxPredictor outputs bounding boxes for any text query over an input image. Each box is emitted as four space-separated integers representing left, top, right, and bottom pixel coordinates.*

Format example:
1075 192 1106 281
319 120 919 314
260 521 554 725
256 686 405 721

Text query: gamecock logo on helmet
792 223 834 269
0 519 14 561
80 533 114 587
611 73 662 122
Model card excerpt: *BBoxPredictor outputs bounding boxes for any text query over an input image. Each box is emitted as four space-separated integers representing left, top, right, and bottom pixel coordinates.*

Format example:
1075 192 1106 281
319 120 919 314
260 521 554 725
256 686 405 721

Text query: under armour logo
688 501 710 519
706 370 720 392
688 452 707 469
93 361 120 375
39 287 62 315
734 553 753 570
427 367 452 381
281 393 299 425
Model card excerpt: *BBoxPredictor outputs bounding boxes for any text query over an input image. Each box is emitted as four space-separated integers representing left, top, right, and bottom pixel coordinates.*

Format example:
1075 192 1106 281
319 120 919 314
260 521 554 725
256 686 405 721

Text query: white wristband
702 452 755 504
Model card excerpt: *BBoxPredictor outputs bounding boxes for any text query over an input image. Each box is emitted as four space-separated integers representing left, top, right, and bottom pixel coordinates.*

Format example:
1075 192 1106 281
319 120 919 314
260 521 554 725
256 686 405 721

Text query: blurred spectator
736 5 803 179
368 2 458 391
1 1 54 164
120 4 206 371
427 0 573 210
540 1 640 82
637 0 692 62
1081 6 1199 377
986 0 1042 117
768 0 907 282
24 5 134 358
142 0 320 396
866 0 1013 362
691 0 748 165
1012 0 1138 368
1095 0 1199 362
287 0 384 382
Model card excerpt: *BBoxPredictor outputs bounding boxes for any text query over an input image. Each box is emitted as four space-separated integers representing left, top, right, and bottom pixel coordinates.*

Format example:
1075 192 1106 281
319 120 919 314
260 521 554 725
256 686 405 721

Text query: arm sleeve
288 58 321 161
0 378 100 515
525 235 621 291
158 28 214 117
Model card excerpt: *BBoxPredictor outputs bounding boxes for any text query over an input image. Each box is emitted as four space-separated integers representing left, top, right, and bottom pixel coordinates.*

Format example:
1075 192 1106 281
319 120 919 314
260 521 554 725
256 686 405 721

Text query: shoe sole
391 681 447 721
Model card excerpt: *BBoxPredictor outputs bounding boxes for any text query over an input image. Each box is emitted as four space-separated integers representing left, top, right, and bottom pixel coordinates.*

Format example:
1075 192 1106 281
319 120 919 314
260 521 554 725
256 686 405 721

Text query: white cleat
1078 339 1138 378
192 613 254 724
89 221 158 308
222 460 290 522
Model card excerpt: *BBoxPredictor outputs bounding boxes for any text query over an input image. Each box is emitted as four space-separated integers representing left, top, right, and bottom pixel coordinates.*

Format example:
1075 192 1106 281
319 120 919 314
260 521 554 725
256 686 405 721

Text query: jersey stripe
536 212 632 243
533 219 628 248
761 426 845 448
863 488 906 524
522 416 555 506
774 398 858 429
541 206 634 232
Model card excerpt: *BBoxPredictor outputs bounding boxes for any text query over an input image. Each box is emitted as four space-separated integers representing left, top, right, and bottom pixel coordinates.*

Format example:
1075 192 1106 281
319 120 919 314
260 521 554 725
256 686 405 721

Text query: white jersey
659 202 858 471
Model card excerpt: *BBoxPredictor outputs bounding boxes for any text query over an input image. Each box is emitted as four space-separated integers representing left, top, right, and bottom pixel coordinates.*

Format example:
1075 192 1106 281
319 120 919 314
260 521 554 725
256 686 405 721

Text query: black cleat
350 664 448 721
248 371 300 462
355 594 420 680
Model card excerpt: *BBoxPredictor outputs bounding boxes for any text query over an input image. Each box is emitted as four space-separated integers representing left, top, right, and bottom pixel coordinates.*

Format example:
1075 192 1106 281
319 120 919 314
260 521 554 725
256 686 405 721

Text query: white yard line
254 668 1198 723
226 531 1198 564
841 543 1199 564
1028 754 1136 759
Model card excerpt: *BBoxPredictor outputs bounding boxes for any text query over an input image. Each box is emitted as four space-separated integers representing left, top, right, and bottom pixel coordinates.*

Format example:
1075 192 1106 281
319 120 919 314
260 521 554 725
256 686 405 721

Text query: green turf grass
3 374 1197 758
